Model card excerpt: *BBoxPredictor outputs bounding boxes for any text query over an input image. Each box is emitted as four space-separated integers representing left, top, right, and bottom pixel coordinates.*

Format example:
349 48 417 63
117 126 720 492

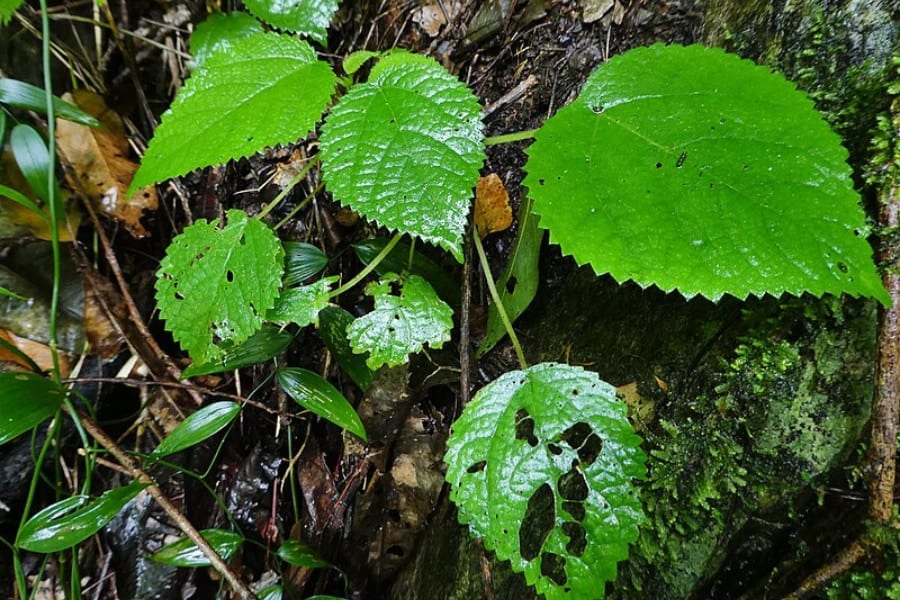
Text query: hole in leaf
538 178 545 186
590 105 603 114
540 552 567 585
225 270 234 283
837 262 849 273
560 423 603 466
506 276 518 294
563 500 586 522
466 461 487 474
563 521 587 557
558 467 589 502
514 409 538 447
520 483 555 561
548 443 562 456
655 162 662 169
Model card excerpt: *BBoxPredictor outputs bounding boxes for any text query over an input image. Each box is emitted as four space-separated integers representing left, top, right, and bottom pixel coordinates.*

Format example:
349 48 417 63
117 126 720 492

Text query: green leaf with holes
267 276 337 327
525 43 888 304
445 363 646 600
155 209 284 363
242 0 339 44
132 32 335 190
347 273 453 369
320 52 485 261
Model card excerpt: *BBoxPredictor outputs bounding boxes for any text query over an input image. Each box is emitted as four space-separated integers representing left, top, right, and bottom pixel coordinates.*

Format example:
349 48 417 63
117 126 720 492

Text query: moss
827 511 900 600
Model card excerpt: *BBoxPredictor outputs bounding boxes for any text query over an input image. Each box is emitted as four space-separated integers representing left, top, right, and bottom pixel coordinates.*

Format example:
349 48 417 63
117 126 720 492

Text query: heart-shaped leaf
320 52 485 261
445 363 646 600
525 43 888 304
133 32 335 190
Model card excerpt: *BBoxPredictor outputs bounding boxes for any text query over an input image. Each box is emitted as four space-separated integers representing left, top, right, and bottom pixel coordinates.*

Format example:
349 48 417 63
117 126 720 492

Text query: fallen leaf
82 269 126 359
582 0 614 23
474 173 512 237
413 3 447 36
0 328 70 376
56 90 158 238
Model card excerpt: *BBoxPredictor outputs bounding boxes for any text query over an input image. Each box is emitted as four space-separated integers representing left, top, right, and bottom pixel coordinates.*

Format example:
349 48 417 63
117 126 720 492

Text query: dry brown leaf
56 90 158 238
474 173 512 238
83 269 126 359
0 328 70 376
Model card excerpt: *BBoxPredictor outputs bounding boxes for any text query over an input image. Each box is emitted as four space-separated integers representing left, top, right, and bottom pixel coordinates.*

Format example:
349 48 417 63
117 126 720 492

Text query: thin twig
72 410 256 600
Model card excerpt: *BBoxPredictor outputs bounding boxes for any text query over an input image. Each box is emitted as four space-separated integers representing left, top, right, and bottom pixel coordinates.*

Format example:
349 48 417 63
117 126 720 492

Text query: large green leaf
189 11 263 68
320 52 485 261
346 273 453 369
133 32 335 190
242 0 339 44
445 363 646 600
17 481 149 552
525 43 889 304
155 209 284 363
150 401 240 457
0 373 66 445
277 367 367 440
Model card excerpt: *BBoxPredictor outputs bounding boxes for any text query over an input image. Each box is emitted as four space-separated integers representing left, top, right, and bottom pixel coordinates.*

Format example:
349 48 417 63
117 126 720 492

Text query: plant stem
274 181 323 230
329 232 403 298
257 154 320 221
71 409 255 600
484 129 538 147
472 232 527 370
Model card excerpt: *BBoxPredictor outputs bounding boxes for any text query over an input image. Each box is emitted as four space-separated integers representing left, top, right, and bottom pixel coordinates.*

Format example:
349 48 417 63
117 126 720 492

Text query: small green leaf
525 43 888 304
155 209 284 363
0 373 66 445
354 237 460 305
133 32 335 190
151 401 240 457
189 11 264 68
257 585 283 600
0 285 27 301
0 78 100 126
10 124 62 212
277 539 330 567
478 198 542 356
17 481 149 552
445 363 646 600
0 1 24 25
149 528 243 567
320 52 485 261
347 273 453 369
283 241 329 286
317 306 374 391
0 183 45 217
277 367 367 441
242 0 339 44
343 50 381 75
181 326 293 378
267 276 337 327
0 110 6 140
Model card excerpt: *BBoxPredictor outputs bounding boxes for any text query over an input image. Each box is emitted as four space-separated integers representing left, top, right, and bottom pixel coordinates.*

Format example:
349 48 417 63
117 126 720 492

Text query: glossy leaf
0 373 66 445
445 363 646 600
155 209 284 363
343 50 381 75
354 237 460 305
257 585 283 600
151 401 240 457
277 539 330 567
243 0 339 44
283 241 329 286
320 51 484 261
347 273 453 369
278 367 367 440
149 528 243 567
181 326 293 378
189 11 263 68
317 306 374 391
525 43 889 304
0 78 100 126
9 124 62 213
478 197 542 356
17 481 148 552
133 33 335 190
267 276 337 327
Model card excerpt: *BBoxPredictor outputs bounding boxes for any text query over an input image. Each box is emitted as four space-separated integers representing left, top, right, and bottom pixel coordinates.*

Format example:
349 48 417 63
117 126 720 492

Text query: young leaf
189 11 263 68
149 528 243 567
155 209 284 363
242 0 339 44
277 539 331 567
150 401 240 457
17 481 149 552
478 197 542 356
132 32 335 190
354 237 460 305
317 306 374 391
445 363 646 600
0 373 66 445
320 51 485 261
0 78 100 126
277 367 367 440
283 241 329 286
267 276 337 328
181 326 294 378
525 43 889 304
346 273 453 369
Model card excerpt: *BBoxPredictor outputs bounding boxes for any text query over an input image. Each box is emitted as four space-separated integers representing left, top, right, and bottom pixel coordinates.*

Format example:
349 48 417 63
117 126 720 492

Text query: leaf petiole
484 129 538 146
257 154 320 221
329 232 403 298
473 231 527 369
